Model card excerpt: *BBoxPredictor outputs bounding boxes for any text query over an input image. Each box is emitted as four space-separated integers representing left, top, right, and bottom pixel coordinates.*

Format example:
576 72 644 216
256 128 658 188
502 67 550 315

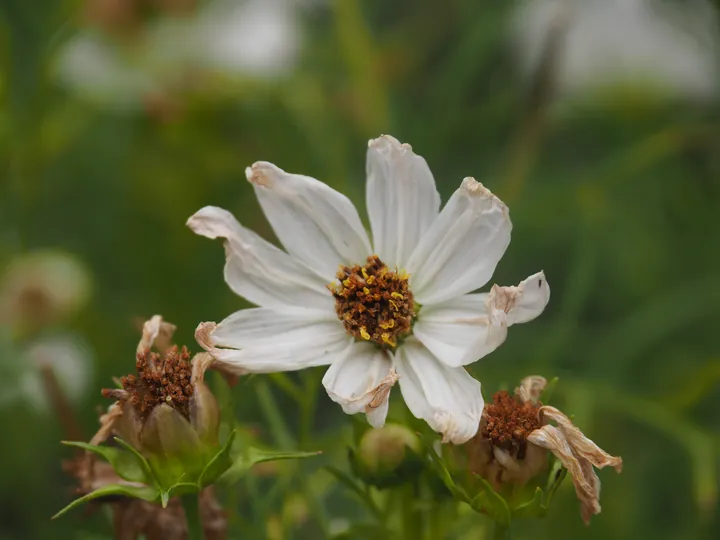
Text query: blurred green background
1 0 719 538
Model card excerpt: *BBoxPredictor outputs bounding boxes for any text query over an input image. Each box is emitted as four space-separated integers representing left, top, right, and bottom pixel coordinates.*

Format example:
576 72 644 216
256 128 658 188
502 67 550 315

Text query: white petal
394 338 484 444
196 319 351 374
322 343 396 428
488 271 550 325
413 294 507 367
406 178 511 305
212 307 336 348
247 162 371 279
366 135 441 268
187 206 333 311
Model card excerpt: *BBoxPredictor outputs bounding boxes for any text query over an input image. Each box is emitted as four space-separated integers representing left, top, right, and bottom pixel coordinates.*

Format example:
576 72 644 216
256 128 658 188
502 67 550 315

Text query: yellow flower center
329 255 415 348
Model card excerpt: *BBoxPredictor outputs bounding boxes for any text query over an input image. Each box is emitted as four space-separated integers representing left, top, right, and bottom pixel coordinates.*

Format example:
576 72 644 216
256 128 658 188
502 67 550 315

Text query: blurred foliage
1 0 719 539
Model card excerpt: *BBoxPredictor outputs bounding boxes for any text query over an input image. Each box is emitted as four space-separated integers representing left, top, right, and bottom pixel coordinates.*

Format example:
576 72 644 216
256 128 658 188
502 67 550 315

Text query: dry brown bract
469 376 622 524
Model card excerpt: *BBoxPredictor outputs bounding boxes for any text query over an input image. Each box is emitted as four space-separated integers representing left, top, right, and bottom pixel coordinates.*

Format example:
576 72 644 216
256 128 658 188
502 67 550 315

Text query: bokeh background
1 0 719 538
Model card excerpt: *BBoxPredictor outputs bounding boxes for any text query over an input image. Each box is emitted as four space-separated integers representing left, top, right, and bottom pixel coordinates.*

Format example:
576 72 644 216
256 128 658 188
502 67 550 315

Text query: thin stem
401 483 421 540
180 493 204 540
491 520 511 540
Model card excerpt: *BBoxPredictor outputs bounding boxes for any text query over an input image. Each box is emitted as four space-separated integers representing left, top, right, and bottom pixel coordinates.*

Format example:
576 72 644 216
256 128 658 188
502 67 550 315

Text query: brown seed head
103 345 194 421
482 391 543 459
329 255 414 348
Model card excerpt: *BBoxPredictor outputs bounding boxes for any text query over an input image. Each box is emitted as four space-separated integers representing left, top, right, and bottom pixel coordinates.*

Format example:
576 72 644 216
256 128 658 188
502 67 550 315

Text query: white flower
198 0 300 78
187 135 550 444
514 0 720 101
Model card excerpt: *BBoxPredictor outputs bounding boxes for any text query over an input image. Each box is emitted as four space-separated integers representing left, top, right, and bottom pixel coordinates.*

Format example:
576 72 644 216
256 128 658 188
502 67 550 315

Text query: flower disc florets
329 255 415 348
482 390 542 459
112 345 194 420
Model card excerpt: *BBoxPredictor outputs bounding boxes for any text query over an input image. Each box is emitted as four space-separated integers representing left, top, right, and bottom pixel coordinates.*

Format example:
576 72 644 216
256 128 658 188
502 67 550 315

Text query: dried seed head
481 391 543 460
329 255 415 348
104 345 194 421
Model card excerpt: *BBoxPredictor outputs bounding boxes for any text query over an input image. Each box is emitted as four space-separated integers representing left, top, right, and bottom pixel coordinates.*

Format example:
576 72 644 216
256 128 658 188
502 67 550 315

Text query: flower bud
350 423 424 489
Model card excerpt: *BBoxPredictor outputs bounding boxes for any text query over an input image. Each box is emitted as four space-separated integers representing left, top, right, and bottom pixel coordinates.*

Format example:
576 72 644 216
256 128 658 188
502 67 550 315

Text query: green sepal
61 441 148 484
544 463 568 508
512 487 546 519
422 438 470 504
198 430 237 487
52 483 159 519
113 437 159 487
471 474 511 526
158 483 203 508
220 444 321 485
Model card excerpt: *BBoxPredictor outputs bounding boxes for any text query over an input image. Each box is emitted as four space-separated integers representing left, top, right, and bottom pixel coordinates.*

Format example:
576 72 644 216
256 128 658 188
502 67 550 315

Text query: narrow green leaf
422 438 470 503
325 465 384 523
198 430 237 487
62 441 147 484
53 484 159 519
220 445 321 485
471 474 511 526
512 487 546 519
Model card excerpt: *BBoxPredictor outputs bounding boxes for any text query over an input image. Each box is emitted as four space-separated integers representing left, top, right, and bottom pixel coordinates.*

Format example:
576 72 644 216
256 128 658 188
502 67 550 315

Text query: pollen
104 345 194 420
329 255 415 348
481 391 543 460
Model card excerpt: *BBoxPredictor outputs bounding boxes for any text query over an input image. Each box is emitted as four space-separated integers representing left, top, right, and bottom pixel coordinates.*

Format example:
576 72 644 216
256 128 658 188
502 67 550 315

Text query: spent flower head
188 134 551 444
56 315 320 521
468 376 623 524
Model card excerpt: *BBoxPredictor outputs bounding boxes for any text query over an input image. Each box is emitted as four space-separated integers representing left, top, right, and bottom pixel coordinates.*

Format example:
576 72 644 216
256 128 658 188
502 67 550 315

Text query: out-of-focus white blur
19 335 95 412
56 0 304 110
514 0 720 100
198 0 300 78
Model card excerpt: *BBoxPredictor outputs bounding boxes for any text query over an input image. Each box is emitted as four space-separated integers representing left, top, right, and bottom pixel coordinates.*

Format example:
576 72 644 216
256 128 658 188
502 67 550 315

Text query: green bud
350 423 424 489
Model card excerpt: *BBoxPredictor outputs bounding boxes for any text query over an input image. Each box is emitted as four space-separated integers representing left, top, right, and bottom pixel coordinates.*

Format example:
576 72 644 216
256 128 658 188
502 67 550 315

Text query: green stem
401 484 421 540
180 493 204 540
491 520 511 540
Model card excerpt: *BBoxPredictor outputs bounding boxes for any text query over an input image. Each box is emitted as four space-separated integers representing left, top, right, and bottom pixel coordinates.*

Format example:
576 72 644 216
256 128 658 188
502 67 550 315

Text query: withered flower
56 315 320 524
468 376 622 523
101 315 220 486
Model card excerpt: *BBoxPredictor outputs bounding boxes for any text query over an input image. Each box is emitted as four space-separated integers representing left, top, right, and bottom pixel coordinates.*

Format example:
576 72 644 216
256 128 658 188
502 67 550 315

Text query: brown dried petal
137 315 177 355
191 352 215 384
515 375 547 404
527 424 602 523
539 406 623 473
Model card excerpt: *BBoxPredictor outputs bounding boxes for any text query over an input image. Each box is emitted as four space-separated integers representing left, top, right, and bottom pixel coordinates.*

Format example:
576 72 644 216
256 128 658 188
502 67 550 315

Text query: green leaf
422 438 470 503
62 441 148 484
325 465 384 523
198 430 237 487
512 487 546 519
52 483 159 519
471 474 511 526
220 445 321 485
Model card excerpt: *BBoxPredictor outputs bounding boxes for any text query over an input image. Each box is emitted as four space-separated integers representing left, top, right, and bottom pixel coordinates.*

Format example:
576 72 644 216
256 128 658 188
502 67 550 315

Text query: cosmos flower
188 135 550 444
